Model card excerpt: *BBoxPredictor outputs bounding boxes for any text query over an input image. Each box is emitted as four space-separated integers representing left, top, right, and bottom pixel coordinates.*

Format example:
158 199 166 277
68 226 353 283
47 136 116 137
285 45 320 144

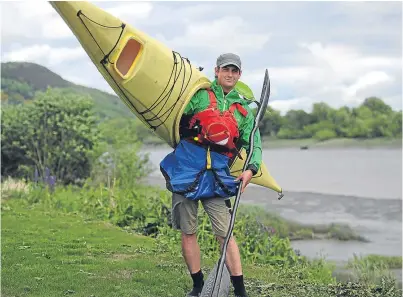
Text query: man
169 53 262 297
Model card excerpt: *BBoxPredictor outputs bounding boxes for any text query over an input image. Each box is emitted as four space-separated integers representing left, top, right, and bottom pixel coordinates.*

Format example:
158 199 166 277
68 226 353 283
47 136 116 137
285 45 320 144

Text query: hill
1 62 132 120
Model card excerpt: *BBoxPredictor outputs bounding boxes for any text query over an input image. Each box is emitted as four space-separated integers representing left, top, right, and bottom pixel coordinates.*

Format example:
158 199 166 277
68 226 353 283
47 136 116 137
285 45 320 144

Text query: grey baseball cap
216 53 241 70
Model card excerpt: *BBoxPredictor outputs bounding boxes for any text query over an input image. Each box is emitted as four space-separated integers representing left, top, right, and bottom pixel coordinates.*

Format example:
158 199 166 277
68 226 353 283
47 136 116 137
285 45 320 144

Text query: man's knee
215 234 234 244
182 232 197 240
181 232 198 250
202 198 231 238
216 235 224 243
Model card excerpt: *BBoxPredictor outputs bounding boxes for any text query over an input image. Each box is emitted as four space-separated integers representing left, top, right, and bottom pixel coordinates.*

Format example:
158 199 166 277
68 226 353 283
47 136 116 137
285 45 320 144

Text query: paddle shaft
207 70 271 296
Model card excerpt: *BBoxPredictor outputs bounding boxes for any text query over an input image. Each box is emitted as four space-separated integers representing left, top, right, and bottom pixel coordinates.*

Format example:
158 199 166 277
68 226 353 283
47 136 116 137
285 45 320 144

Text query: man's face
215 65 242 90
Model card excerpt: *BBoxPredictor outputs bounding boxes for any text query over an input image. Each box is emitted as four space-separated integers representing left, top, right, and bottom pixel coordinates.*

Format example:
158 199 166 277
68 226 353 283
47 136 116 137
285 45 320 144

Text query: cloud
345 71 394 97
41 16 76 40
1 2 72 40
0 1 154 41
159 16 271 55
296 42 401 104
270 96 315 113
333 1 401 18
241 42 401 114
2 45 86 66
104 2 153 23
160 4 215 25
299 42 401 77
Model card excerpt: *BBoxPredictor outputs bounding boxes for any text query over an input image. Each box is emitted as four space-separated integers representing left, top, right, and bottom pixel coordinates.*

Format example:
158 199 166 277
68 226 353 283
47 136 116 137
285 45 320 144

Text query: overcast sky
1 1 402 114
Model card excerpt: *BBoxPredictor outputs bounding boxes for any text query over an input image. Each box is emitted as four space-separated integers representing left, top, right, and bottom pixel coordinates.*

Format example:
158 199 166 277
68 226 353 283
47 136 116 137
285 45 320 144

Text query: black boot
186 270 204 297
186 286 203 297
231 275 248 297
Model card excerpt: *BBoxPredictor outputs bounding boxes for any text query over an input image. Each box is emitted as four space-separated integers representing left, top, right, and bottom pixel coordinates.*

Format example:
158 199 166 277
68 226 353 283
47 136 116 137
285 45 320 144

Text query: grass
3 199 401 297
1 200 191 297
1 179 401 297
347 254 403 270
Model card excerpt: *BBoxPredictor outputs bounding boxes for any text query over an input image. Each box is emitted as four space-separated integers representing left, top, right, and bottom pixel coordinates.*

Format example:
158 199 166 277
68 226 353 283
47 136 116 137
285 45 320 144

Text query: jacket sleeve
238 104 262 175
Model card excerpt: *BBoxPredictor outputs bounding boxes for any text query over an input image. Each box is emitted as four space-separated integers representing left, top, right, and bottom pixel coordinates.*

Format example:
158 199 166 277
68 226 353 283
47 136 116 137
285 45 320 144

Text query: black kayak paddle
200 69 271 297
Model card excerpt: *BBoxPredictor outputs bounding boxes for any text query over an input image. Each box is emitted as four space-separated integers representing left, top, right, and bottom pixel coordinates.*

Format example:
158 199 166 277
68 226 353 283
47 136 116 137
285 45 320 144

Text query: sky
1 1 402 114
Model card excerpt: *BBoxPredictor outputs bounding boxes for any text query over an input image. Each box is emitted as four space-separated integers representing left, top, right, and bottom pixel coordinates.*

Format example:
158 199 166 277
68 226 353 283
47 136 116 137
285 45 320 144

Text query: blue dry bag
160 140 239 200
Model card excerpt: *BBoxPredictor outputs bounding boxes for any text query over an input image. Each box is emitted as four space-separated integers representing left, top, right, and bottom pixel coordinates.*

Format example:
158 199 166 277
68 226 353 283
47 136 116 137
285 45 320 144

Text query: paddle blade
200 263 230 297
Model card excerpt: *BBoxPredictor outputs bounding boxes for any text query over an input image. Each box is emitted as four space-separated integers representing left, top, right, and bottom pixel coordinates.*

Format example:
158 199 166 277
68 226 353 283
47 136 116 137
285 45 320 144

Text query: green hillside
1 62 132 120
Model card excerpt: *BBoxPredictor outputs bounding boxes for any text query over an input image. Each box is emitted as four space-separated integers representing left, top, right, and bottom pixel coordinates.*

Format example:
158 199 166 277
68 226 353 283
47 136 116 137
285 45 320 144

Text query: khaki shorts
171 193 231 238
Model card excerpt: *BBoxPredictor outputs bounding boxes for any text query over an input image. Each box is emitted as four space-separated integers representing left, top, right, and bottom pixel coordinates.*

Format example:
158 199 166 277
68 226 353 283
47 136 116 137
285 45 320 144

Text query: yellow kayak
50 1 283 195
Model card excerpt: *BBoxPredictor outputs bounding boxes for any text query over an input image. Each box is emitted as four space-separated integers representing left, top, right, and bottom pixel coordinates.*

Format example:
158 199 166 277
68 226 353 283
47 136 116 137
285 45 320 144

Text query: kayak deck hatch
115 37 143 78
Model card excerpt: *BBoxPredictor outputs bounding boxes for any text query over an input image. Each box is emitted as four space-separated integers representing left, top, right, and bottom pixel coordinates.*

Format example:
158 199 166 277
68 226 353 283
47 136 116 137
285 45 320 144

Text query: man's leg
202 198 248 297
216 235 247 296
182 232 201 273
216 235 242 276
171 193 204 296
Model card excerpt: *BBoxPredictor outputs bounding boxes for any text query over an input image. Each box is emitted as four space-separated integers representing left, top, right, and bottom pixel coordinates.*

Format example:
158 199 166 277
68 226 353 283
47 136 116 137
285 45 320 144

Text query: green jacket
182 79 262 175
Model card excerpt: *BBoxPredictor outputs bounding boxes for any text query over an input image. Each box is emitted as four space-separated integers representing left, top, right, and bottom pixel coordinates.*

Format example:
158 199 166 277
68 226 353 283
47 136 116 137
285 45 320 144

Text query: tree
1 88 101 185
311 102 333 123
283 109 314 130
369 114 393 137
259 107 283 136
314 129 337 141
303 121 337 138
389 111 402 137
331 107 352 137
362 97 393 115
347 118 371 138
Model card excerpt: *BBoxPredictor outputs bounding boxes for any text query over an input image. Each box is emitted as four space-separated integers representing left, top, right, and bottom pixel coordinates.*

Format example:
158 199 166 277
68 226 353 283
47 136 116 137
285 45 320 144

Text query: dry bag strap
206 146 212 169
229 103 248 117
206 88 217 109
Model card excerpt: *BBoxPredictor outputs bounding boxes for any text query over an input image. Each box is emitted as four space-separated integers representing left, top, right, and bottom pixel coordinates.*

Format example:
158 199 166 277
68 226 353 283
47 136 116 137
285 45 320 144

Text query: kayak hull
50 1 282 194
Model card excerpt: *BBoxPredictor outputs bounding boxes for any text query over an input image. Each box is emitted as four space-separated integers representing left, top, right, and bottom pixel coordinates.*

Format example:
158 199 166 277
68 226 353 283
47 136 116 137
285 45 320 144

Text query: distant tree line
258 97 402 140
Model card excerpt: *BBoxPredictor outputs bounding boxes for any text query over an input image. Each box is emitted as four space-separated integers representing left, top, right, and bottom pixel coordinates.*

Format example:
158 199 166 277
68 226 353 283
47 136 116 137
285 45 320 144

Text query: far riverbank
141 136 402 150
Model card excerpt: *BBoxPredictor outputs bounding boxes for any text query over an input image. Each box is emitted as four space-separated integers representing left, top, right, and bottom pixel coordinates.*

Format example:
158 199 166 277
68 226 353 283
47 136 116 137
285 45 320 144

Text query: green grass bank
1 180 402 297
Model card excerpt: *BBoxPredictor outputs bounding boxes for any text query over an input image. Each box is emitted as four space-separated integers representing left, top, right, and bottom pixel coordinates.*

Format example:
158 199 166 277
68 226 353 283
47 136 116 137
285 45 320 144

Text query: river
141 146 402 264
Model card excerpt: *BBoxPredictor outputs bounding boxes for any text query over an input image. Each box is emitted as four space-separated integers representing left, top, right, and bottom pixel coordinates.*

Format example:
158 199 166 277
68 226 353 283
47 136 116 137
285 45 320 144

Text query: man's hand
234 169 253 193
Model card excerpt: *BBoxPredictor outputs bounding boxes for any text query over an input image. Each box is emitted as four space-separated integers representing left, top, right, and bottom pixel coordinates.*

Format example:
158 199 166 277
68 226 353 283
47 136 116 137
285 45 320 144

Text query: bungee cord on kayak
142 53 194 127
77 10 194 131
77 10 125 65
